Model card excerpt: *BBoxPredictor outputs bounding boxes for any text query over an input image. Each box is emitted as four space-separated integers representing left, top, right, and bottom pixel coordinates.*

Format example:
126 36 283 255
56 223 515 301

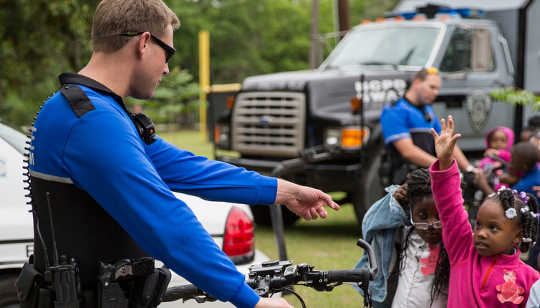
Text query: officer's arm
452 144 474 172
146 137 277 205
381 104 436 168
64 111 259 308
393 138 437 168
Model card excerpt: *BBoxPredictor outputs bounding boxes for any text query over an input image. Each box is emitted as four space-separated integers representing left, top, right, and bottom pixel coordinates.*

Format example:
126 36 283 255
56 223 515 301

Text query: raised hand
430 115 461 170
393 183 408 207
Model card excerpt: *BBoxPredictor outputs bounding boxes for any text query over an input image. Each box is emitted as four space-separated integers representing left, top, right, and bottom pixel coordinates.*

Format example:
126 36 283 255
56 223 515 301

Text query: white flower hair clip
521 206 530 214
497 187 509 195
505 208 517 220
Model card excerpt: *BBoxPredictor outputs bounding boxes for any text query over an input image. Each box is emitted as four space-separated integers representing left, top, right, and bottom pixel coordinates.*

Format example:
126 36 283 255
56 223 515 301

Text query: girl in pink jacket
479 126 514 169
429 116 539 308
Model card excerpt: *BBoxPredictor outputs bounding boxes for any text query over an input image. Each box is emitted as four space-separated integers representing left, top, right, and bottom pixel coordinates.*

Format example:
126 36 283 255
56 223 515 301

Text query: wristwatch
466 165 474 173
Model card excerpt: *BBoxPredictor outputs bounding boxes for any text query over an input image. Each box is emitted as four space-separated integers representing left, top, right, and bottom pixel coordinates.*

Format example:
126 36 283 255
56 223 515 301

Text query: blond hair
91 0 180 53
414 67 439 82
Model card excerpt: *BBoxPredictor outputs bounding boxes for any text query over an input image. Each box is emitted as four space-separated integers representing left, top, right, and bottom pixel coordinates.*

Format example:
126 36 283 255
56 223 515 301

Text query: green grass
160 130 366 307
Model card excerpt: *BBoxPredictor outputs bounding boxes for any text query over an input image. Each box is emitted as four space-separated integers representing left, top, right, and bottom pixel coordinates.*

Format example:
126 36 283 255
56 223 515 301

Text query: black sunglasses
120 31 175 63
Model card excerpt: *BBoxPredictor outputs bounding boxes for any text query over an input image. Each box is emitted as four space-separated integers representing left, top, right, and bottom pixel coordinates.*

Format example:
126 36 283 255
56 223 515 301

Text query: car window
0 123 28 155
440 27 495 73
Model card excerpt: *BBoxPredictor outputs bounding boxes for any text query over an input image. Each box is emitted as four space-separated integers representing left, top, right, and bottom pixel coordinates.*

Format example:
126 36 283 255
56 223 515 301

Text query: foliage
0 0 97 127
126 67 201 127
169 0 399 83
0 0 399 128
491 87 540 110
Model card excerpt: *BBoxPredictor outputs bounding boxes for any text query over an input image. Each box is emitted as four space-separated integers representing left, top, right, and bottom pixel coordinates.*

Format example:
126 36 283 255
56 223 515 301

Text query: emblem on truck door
259 116 272 127
466 93 493 132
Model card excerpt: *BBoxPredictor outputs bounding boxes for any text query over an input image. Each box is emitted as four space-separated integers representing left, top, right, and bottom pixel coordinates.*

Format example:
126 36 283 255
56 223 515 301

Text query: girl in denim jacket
355 168 450 307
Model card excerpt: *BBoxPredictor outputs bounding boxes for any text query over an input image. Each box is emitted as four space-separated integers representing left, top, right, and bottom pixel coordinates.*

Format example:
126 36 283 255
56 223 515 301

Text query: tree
0 0 97 126
0 0 399 127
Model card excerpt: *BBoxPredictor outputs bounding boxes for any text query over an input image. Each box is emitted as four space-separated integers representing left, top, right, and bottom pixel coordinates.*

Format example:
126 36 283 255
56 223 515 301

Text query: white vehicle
0 122 270 307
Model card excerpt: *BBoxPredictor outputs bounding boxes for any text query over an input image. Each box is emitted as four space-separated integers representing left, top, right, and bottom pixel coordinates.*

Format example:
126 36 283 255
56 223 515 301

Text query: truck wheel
352 151 385 229
250 205 299 227
0 273 19 308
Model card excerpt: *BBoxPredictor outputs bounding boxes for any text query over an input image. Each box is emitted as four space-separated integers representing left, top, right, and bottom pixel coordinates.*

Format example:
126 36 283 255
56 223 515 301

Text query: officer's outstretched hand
276 179 340 220
255 297 294 308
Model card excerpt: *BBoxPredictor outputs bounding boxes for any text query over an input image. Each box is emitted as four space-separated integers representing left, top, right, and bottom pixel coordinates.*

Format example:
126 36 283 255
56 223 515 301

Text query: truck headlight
324 128 341 146
215 124 230 148
324 126 370 149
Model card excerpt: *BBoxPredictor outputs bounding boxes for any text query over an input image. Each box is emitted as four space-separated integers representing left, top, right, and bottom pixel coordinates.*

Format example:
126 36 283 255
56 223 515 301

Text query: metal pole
337 0 350 41
199 31 210 140
269 204 288 261
514 0 532 139
310 0 320 69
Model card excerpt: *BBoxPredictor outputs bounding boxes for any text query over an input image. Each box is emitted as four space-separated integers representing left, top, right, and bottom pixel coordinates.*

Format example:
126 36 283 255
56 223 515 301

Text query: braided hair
487 189 539 253
394 168 450 306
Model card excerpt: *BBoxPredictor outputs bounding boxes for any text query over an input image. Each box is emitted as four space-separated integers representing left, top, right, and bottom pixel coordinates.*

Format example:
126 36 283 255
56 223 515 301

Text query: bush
126 68 201 128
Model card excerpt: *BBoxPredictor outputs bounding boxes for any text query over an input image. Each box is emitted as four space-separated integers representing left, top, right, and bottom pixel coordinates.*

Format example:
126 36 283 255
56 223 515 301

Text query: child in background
479 142 540 203
355 168 449 308
528 129 540 154
479 126 514 170
509 142 540 203
430 116 539 308
521 126 535 143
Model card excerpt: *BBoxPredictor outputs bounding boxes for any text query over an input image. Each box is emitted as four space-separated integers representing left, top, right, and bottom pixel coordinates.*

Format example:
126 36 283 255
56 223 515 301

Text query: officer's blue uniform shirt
513 165 540 204
29 74 276 308
380 97 441 145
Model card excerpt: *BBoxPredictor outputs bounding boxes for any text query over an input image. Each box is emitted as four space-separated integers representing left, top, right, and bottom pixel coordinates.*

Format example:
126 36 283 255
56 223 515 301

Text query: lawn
160 130 366 307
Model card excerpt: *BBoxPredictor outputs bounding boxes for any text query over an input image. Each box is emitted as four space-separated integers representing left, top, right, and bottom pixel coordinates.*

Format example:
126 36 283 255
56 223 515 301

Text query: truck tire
250 205 299 227
0 273 19 308
352 150 385 229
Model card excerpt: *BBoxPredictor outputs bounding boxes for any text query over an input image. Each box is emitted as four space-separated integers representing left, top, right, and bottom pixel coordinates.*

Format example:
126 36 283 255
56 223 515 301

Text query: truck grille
232 92 306 158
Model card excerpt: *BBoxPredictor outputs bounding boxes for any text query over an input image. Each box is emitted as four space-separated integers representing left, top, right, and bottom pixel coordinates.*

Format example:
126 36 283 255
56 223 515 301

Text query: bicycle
161 238 378 308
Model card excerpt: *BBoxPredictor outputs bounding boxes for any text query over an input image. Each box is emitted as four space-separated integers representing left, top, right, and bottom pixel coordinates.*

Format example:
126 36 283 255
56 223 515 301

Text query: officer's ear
410 78 422 90
136 32 152 59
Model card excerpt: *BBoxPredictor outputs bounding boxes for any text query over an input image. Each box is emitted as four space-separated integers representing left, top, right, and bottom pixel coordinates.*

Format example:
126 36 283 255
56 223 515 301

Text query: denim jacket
354 185 409 304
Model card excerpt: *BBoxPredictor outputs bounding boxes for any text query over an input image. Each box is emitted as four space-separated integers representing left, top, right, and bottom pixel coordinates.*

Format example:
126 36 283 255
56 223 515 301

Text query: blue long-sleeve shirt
29 75 277 308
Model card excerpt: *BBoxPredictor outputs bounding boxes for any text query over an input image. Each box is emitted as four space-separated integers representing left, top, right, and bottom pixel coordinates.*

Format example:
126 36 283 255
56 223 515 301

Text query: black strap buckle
131 113 157 145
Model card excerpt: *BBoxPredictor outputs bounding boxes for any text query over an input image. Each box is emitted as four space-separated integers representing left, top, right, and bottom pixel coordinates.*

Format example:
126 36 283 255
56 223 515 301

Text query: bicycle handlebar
162 284 204 302
326 269 370 284
162 267 371 303
161 237 377 305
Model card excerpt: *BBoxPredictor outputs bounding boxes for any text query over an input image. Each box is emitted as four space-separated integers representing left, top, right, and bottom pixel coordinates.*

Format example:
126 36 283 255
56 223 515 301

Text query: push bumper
217 156 362 192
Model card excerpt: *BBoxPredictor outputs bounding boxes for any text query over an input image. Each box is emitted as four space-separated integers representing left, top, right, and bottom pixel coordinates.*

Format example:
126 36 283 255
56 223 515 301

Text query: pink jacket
479 126 514 169
430 160 539 308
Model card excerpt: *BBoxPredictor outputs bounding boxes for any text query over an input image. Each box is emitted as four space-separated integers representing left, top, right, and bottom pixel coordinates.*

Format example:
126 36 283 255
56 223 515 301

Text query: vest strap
60 85 96 118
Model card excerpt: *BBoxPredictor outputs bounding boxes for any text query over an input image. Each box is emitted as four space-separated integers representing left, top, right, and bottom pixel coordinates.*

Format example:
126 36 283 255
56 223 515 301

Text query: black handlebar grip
327 270 370 283
356 238 378 280
161 284 202 302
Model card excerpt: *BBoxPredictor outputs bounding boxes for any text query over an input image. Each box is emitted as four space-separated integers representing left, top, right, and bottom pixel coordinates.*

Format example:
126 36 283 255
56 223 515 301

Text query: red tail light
223 206 255 264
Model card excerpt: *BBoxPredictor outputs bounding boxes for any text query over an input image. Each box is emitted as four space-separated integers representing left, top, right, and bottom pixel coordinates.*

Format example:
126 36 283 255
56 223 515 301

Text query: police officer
380 68 475 184
21 1 339 308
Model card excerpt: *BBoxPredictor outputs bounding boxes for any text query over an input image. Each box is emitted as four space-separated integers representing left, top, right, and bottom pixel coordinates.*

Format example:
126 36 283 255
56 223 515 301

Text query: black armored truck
213 0 540 226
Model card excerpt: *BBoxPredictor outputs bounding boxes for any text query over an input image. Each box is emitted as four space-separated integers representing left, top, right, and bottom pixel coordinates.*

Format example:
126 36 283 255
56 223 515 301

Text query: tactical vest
16 74 169 308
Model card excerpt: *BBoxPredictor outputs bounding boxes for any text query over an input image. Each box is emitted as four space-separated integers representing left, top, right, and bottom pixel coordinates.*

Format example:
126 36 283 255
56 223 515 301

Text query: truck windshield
324 26 441 69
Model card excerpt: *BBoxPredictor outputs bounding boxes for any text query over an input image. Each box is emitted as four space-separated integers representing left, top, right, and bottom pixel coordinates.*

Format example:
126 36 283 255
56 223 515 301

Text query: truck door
434 24 514 151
